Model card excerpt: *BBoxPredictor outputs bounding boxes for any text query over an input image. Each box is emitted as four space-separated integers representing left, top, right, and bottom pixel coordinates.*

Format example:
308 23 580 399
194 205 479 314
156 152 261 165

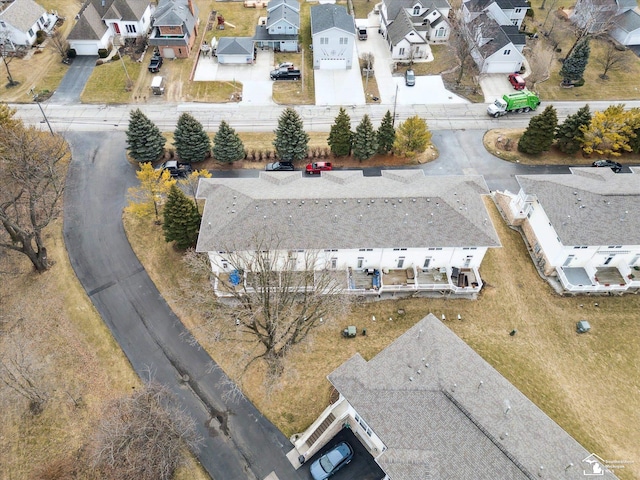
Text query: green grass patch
81 57 143 104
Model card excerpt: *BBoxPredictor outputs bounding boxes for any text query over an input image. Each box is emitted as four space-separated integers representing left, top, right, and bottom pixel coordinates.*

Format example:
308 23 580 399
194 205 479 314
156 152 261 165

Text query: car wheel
516 108 523 113
523 107 531 113
493 112 500 118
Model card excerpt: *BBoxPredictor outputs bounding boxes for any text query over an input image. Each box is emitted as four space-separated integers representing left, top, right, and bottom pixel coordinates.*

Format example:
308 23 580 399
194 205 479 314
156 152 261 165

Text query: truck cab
487 98 508 117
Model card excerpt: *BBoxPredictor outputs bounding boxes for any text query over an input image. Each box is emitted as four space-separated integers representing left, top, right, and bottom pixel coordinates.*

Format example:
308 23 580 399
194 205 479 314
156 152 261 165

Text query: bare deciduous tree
595 42 629 79
449 9 477 84
92 381 202 480
183 235 351 375
0 334 49 414
49 29 69 60
525 41 556 89
0 121 70 271
0 33 18 87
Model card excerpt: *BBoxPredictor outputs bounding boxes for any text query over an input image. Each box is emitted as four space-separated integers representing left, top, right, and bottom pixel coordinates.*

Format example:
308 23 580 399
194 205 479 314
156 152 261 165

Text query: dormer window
413 6 420 14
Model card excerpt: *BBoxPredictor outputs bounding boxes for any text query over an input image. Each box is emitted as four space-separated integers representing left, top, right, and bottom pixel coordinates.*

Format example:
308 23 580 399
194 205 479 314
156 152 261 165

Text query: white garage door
485 61 521 74
320 59 347 70
71 42 99 56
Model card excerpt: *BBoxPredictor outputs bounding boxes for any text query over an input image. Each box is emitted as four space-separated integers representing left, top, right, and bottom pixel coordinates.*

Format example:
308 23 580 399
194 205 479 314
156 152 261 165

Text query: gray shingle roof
103 0 149 21
467 13 522 58
516 167 640 246
267 0 299 13
328 313 619 480
68 3 108 40
253 24 297 41
0 0 45 32
387 9 426 45
383 0 451 26
216 36 254 55
310 4 355 35
153 0 197 32
267 4 300 29
613 9 640 32
195 170 500 252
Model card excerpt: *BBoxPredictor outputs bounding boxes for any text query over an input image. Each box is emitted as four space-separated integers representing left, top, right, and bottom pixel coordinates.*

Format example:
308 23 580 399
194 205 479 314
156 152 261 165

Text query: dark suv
265 161 295 171
148 53 163 73
592 159 622 172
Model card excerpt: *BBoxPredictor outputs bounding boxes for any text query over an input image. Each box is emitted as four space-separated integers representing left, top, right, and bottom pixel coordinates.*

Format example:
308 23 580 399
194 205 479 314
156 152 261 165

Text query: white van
151 76 165 95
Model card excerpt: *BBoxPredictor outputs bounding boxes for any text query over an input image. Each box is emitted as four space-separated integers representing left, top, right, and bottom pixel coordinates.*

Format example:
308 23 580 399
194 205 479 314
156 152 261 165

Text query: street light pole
28 88 54 135
392 84 399 126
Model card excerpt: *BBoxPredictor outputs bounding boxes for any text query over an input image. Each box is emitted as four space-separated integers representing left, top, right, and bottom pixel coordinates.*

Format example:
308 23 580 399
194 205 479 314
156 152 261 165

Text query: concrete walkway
63 131 308 480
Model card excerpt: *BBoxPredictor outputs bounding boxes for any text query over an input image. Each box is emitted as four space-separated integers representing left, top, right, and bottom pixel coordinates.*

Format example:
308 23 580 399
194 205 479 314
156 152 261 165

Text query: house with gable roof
572 0 640 45
289 314 619 479
195 170 500 297
310 3 356 69
0 0 57 48
379 0 451 61
495 167 640 293
461 0 528 73
67 0 151 55
148 0 198 58
216 37 255 64
253 0 300 52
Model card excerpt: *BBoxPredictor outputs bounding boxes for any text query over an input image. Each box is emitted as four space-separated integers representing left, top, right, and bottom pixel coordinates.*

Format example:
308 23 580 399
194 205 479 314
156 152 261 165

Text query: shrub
112 53 120 61
98 48 109 58
35 30 46 44
95 59 103 66
67 48 76 58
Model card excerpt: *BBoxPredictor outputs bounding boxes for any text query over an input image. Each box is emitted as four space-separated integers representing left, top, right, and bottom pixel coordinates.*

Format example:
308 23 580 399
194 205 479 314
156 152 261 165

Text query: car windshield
319 455 335 473
406 71 414 80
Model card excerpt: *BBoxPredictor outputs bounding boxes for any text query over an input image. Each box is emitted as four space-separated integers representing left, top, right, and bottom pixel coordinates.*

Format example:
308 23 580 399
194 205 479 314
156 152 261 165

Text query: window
512 19 518 25
320 37 328 45
357 257 364 268
630 254 640 266
339 37 348 44
563 255 574 267
331 257 337 269
413 6 420 14
515 8 522 12
28 28 34 36
126 24 137 33
435 27 446 37
397 257 405 268
604 256 614 265
464 256 472 268
423 257 431 269
0 21 5 28
503 49 511 55
398 47 405 55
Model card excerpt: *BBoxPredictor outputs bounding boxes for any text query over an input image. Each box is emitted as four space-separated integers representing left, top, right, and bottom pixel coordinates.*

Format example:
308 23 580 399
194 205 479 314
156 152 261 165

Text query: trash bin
576 320 591 333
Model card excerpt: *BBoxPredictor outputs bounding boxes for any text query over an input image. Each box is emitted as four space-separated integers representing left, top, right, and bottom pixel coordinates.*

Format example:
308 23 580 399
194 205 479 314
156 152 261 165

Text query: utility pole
28 88 54 135
392 84 399 126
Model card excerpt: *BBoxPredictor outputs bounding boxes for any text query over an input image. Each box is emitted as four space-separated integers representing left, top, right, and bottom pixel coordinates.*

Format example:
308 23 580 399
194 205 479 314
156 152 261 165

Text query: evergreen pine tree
377 110 396 155
555 104 591 154
560 38 590 84
126 109 165 163
393 116 432 157
327 108 353 157
212 120 245 163
173 113 211 163
518 106 558 155
352 114 378 161
273 108 309 162
162 185 201 249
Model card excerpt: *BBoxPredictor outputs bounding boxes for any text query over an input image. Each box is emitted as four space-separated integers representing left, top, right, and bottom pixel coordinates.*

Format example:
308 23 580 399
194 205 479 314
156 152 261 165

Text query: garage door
320 59 347 70
163 48 176 59
485 61 521 74
71 42 99 56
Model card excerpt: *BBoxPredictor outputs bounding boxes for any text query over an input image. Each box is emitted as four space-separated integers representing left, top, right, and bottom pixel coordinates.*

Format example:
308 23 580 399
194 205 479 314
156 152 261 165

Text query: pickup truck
270 67 301 80
156 160 192 178
358 26 368 40
148 53 163 73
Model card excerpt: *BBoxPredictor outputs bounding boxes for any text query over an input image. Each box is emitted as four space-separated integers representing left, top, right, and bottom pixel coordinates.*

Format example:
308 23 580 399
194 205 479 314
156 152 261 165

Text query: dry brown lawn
125 186 639 479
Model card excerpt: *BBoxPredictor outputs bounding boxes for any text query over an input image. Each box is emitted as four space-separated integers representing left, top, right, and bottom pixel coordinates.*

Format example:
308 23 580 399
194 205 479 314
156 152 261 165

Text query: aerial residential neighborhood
1 0 639 478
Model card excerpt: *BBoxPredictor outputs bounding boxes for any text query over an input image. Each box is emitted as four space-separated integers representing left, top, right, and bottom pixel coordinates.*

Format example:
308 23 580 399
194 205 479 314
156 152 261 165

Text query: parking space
302 427 385 480
478 74 516 102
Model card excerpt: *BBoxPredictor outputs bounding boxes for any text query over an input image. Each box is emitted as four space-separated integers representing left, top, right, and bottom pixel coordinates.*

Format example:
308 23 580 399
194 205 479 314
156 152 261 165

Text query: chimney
187 0 195 17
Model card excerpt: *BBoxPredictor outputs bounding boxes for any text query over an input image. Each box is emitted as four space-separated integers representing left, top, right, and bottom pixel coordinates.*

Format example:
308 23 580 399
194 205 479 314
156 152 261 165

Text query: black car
270 68 301 80
592 159 622 172
265 161 295 171
148 53 163 73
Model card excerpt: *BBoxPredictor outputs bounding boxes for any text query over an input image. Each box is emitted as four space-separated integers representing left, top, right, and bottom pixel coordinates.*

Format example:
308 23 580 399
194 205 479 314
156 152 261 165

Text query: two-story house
462 0 528 73
195 170 501 297
0 0 57 48
379 0 451 61
310 3 355 69
148 0 199 58
572 0 640 45
67 0 151 56
495 167 640 294
254 0 300 52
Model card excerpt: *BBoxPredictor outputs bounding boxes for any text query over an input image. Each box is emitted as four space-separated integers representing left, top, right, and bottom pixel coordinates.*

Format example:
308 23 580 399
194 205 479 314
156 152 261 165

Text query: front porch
558 265 640 293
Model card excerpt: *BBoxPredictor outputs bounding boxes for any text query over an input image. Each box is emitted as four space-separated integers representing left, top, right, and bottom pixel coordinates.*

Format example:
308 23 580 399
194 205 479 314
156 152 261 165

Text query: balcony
558 265 638 293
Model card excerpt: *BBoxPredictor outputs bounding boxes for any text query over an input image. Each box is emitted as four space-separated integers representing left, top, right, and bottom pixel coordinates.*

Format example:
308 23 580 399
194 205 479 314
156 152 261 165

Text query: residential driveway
193 49 276 105
478 74 516 103
314 43 366 106
50 56 97 104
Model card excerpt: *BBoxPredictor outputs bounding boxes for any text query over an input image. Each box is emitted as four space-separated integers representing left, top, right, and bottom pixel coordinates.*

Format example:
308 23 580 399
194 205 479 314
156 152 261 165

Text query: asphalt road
50 56 98 104
63 131 307 480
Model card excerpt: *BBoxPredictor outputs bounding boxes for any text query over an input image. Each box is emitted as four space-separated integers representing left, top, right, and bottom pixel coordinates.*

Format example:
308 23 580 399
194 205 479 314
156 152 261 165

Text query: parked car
265 161 295 171
148 52 163 73
508 73 526 90
357 26 368 40
276 62 294 70
592 159 622 172
270 68 301 80
156 160 192 178
305 161 332 174
405 69 415 86
310 442 354 480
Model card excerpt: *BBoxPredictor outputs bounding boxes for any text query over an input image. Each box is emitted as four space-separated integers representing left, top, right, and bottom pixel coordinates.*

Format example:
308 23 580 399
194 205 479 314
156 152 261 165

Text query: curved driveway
63 131 308 480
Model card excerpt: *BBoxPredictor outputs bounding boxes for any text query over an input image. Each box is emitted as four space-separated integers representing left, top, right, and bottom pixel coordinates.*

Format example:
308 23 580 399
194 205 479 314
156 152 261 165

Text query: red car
508 73 526 90
306 161 332 175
